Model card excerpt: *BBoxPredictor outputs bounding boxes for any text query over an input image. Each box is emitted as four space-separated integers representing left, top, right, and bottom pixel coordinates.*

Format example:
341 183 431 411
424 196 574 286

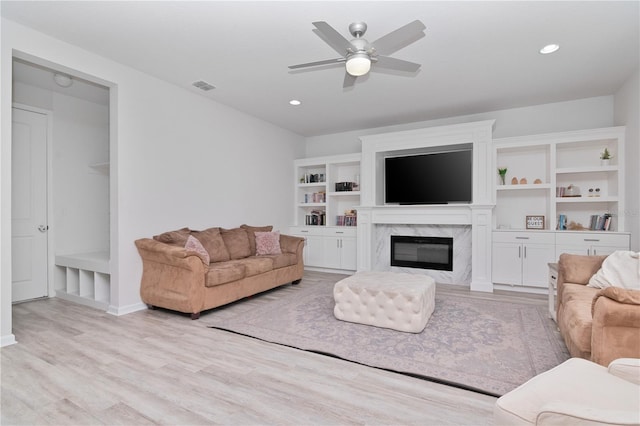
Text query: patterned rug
206 276 569 396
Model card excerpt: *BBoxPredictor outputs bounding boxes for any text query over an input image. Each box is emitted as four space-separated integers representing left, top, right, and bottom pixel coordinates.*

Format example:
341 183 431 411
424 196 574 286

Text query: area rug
206 278 569 396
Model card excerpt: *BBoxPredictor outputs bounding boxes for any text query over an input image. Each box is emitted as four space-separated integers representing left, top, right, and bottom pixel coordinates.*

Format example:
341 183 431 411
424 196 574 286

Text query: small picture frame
526 215 545 230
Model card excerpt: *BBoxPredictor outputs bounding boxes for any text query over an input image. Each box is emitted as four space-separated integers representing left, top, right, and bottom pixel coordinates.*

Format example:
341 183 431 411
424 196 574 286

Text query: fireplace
390 235 453 271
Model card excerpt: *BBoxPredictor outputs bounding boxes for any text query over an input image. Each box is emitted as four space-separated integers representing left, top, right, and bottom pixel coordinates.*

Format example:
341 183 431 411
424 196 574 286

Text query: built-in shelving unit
292 153 361 271
493 126 625 232
492 127 630 292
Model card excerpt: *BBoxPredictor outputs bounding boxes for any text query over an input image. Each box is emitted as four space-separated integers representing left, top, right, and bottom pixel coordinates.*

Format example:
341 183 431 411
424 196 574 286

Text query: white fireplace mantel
357 120 496 292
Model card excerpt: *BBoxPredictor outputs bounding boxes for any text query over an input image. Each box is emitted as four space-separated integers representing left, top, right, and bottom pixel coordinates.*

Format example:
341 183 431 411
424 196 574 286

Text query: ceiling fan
289 20 426 87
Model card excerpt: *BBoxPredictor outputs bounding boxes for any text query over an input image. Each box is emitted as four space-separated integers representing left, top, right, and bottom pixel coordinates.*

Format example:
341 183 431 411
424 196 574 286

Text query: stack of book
336 209 357 226
303 192 326 203
589 213 612 231
305 210 326 226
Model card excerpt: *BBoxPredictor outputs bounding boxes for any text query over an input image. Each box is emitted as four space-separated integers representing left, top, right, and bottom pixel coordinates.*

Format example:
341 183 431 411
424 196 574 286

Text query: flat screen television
385 150 472 204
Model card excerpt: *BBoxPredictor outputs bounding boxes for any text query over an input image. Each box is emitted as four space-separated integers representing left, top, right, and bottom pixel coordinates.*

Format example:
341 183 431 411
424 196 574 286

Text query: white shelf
55 251 111 311
497 184 552 191
556 196 618 203
55 251 110 274
297 203 326 207
328 191 361 196
297 182 326 188
556 166 618 174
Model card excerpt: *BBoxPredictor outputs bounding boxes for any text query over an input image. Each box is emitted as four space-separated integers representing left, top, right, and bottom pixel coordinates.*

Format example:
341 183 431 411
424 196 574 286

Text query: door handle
37 225 49 232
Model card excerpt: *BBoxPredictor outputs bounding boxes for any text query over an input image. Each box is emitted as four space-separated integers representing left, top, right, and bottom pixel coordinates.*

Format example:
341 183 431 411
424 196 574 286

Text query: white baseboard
107 302 147 316
1 334 17 347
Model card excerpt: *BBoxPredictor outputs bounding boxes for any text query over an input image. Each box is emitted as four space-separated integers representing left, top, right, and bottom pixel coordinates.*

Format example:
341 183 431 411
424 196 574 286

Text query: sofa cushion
260 253 297 269
191 227 230 262
206 262 246 287
153 227 191 246
255 231 282 255
221 228 252 259
227 257 273 277
241 224 273 255
184 235 210 264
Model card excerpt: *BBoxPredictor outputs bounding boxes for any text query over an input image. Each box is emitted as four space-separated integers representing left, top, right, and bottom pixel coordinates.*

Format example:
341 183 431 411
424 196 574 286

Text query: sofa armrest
608 358 640 385
590 290 640 366
280 234 304 256
537 402 640 426
134 238 207 314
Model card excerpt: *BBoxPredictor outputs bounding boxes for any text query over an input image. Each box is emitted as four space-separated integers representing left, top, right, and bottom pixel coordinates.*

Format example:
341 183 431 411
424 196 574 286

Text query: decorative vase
499 175 506 185
601 159 610 166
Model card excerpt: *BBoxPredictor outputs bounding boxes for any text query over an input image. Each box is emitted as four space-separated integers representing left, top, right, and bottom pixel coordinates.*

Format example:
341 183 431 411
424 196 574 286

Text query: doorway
11 57 111 306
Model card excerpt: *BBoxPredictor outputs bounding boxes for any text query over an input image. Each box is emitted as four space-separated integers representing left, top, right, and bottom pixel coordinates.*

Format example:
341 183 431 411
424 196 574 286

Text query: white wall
304 96 614 157
52 92 110 254
1 19 305 343
614 69 640 251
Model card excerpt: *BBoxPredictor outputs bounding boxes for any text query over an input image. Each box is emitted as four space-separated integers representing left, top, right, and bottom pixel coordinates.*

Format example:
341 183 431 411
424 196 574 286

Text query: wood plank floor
2 271 547 425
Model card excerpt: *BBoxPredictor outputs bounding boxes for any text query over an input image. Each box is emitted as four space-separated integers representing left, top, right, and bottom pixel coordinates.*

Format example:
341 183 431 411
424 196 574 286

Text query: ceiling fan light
346 54 371 76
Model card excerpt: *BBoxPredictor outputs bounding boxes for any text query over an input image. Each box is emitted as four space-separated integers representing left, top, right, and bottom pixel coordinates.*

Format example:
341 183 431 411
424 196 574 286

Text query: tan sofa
556 253 640 366
135 225 304 319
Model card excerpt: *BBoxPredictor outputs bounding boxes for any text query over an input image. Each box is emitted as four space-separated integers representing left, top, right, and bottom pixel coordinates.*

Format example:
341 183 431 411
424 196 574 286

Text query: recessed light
289 99 301 106
540 44 560 55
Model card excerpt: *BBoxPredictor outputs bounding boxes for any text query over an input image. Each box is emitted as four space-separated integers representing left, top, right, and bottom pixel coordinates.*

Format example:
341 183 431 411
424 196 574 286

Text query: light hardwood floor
2 271 547 425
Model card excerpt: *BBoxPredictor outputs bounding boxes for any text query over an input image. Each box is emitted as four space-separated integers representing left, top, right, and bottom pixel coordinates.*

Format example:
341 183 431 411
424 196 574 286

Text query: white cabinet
322 228 357 270
289 227 324 267
290 226 357 271
492 231 555 288
555 232 630 257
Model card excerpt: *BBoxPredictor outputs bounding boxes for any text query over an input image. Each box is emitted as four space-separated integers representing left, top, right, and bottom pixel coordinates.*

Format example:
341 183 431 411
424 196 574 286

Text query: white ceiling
2 1 639 137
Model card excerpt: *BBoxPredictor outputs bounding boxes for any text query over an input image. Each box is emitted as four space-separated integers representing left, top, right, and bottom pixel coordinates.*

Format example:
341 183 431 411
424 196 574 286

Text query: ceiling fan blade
372 20 426 56
312 21 355 56
288 58 346 70
374 56 421 73
343 72 357 88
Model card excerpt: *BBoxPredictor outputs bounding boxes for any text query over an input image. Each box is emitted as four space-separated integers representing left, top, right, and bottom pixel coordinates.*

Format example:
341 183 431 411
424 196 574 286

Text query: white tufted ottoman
333 271 435 333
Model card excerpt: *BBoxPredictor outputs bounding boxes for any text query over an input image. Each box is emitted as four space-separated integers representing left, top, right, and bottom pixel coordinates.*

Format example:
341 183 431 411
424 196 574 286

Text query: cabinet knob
584 238 599 242
516 237 529 240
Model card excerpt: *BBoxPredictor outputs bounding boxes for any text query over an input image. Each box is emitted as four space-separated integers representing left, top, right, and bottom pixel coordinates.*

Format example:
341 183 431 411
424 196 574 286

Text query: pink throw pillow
185 235 210 264
255 231 282 256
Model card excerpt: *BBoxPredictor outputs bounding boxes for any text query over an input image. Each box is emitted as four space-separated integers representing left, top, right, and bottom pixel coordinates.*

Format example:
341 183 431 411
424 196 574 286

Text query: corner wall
614 69 640 251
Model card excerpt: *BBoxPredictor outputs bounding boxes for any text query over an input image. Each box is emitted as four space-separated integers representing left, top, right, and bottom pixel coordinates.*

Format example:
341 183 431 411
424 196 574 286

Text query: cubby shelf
497 184 552 191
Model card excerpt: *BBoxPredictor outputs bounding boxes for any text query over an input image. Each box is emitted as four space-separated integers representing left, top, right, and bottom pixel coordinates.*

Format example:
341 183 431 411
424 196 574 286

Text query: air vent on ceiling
192 80 215 91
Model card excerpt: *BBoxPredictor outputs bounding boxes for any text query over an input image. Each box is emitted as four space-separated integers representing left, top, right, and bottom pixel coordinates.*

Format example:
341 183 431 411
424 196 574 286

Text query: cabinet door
304 235 324 267
492 242 522 285
323 237 342 269
340 237 357 270
522 244 555 288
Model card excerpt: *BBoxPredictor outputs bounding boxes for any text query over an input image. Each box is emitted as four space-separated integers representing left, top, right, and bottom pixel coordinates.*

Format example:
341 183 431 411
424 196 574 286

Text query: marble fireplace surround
356 120 496 292
376 224 472 285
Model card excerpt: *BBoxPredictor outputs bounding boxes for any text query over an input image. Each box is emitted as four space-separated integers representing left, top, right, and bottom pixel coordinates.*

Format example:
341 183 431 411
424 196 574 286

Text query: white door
11 107 49 302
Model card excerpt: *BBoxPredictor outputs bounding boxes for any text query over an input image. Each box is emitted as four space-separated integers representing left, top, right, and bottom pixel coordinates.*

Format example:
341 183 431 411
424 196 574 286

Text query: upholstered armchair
494 357 640 425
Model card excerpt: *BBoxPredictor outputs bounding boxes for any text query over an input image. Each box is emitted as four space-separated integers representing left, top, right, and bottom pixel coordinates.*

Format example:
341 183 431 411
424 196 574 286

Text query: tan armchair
556 253 640 366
